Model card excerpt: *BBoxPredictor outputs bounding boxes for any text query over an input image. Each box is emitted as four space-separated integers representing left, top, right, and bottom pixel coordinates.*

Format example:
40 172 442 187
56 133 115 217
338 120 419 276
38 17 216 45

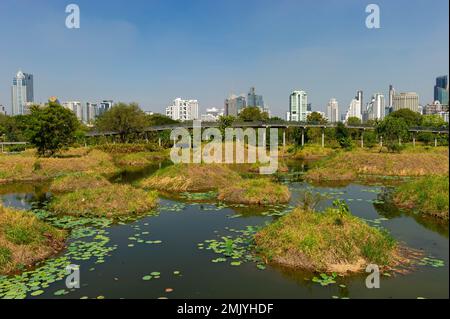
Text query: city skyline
0 0 449 118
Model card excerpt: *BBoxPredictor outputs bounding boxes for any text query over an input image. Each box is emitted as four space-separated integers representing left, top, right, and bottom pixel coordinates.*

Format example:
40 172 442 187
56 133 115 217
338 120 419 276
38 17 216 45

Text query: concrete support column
283 129 286 148
399 137 402 146
413 134 416 148
321 128 325 148
380 136 383 148
435 136 438 147
158 137 162 147
301 128 305 146
361 130 364 148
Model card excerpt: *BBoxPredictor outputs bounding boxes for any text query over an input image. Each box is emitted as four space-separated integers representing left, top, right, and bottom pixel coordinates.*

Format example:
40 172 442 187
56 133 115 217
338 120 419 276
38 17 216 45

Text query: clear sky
0 0 448 117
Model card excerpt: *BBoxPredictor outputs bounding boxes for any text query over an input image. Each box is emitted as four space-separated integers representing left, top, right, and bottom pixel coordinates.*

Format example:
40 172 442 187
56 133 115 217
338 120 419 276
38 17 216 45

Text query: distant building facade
392 92 419 113
434 75 449 106
224 95 246 116
11 70 34 115
327 98 339 123
344 91 363 122
166 98 199 121
247 87 264 108
288 90 308 122
367 93 385 121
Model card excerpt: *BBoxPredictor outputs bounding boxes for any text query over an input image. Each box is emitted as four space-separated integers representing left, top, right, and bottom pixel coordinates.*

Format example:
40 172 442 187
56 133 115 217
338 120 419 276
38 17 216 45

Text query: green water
0 162 448 299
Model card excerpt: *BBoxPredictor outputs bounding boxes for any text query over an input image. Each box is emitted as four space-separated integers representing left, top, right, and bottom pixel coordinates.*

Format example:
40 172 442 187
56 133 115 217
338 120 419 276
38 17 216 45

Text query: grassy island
0 205 66 275
138 164 241 192
255 203 400 274
393 175 449 220
0 149 118 184
218 178 291 205
305 148 449 183
49 172 111 193
49 184 158 218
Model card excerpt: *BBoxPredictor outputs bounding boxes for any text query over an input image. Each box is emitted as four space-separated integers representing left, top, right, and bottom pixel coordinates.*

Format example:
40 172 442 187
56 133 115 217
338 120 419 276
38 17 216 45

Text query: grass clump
114 151 168 166
255 200 399 274
139 164 241 192
0 204 66 274
49 184 158 218
287 145 336 160
305 148 449 182
49 172 111 193
0 149 118 183
393 175 449 220
218 178 291 205
93 143 163 154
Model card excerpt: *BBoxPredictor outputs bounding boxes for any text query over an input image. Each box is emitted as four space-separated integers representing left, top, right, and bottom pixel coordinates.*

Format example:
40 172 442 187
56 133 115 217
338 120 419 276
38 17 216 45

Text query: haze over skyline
0 0 449 118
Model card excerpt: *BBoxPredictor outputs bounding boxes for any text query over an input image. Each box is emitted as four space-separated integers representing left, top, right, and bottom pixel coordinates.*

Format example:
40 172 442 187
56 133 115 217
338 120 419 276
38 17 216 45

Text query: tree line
0 102 448 156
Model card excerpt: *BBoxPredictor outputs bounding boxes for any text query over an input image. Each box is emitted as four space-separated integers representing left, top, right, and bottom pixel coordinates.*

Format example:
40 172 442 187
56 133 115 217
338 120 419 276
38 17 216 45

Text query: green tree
95 103 147 143
306 112 327 124
146 113 179 126
27 103 79 156
377 116 409 152
346 117 362 126
389 109 422 127
238 107 269 122
335 122 352 149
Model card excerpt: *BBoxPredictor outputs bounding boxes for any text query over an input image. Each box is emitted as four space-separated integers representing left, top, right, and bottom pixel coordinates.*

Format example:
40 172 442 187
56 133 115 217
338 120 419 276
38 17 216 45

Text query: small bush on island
393 175 449 220
49 184 158 218
218 178 291 205
139 164 241 192
49 172 111 193
0 204 66 275
255 201 401 274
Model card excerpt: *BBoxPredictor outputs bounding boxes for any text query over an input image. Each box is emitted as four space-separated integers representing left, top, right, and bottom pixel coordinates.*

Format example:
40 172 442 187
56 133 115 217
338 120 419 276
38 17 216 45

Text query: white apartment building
288 90 308 122
344 98 362 122
166 98 199 121
62 101 83 122
367 93 385 121
327 98 339 123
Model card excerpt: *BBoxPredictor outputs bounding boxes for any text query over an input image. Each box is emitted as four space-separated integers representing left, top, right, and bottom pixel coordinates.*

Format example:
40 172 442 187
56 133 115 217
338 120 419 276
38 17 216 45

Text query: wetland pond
0 161 448 299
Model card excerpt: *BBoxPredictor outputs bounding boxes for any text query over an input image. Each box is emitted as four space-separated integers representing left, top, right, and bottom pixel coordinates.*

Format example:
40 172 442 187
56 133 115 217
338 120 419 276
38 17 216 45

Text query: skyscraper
388 85 395 108
288 90 308 122
344 91 363 122
224 94 246 116
62 101 84 122
247 87 264 108
367 93 385 120
393 92 419 112
327 98 339 123
11 70 34 115
434 76 449 106
97 100 114 116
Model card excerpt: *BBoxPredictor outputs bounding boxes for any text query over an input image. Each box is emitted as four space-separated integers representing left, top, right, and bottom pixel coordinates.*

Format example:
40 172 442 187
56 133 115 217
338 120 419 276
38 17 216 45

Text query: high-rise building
224 94 246 116
97 100 113 117
0 104 6 115
367 93 385 121
344 91 363 122
62 101 83 122
288 90 308 122
247 87 264 108
11 70 34 115
85 102 98 124
327 98 339 123
392 92 419 112
434 76 449 106
388 85 395 108
166 98 199 121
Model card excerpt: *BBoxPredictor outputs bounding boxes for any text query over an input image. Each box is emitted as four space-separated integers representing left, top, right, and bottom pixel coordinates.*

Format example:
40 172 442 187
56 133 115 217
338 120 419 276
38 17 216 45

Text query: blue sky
0 0 448 117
